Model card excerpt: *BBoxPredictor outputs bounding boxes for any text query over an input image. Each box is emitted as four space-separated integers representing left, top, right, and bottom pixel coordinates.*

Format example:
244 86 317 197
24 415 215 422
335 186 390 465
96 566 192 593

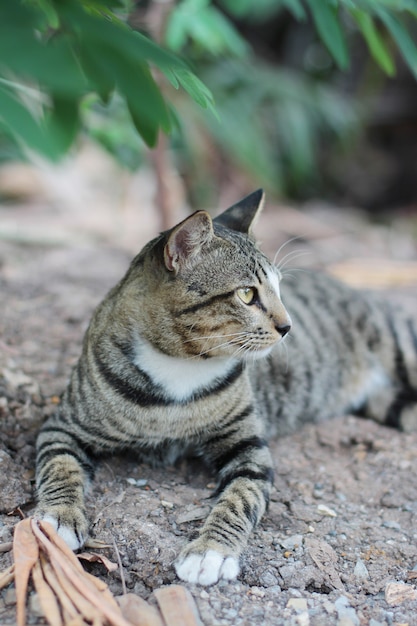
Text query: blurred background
0 0 417 279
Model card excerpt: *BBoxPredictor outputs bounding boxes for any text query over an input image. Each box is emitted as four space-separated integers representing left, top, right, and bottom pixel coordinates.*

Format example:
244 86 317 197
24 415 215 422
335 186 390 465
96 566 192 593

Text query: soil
1 160 417 625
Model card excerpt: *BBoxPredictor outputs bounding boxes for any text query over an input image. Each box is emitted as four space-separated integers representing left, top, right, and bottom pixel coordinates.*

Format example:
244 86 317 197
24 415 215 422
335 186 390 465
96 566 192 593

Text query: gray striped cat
35 190 417 585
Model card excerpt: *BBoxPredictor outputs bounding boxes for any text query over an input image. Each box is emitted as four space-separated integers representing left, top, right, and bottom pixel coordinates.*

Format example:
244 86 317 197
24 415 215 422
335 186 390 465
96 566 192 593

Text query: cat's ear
214 189 265 234
164 211 214 273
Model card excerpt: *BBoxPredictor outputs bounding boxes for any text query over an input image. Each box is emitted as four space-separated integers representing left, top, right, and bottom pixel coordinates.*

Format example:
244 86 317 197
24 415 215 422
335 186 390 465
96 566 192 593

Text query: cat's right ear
214 189 265 235
164 211 214 274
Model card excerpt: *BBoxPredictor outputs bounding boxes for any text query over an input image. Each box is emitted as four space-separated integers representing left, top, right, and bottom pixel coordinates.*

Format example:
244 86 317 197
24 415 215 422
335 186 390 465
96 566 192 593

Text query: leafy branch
0 0 215 159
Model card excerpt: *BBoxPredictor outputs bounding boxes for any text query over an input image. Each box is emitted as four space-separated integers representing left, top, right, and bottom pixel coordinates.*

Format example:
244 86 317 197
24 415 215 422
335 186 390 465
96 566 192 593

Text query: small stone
317 504 337 517
199 590 209 600
385 582 417 606
382 520 401 530
353 558 369 580
4 588 16 606
287 598 308 611
249 586 265 597
160 500 174 509
29 593 44 617
334 596 359 626
280 534 303 551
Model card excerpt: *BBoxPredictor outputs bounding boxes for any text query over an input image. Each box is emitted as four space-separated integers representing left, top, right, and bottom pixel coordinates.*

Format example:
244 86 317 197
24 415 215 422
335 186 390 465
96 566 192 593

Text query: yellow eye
237 287 256 305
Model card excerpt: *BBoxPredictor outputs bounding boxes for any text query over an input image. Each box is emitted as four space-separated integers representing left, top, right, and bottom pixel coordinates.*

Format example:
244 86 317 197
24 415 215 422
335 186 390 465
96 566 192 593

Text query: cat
35 189 417 585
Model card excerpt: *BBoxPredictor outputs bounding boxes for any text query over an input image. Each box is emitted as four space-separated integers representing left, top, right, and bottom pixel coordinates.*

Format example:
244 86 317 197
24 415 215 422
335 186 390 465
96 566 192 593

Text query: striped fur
35 190 417 585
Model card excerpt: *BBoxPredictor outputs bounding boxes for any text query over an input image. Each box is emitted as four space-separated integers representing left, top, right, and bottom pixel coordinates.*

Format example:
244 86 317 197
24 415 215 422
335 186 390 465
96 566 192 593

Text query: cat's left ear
214 189 265 235
164 211 214 273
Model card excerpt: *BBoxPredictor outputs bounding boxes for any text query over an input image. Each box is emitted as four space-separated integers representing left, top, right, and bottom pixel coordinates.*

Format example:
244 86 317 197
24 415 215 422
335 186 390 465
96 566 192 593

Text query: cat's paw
34 508 88 551
175 549 239 585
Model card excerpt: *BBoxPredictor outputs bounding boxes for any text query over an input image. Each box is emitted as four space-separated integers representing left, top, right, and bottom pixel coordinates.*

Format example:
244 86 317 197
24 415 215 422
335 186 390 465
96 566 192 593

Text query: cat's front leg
175 435 273 585
35 422 95 550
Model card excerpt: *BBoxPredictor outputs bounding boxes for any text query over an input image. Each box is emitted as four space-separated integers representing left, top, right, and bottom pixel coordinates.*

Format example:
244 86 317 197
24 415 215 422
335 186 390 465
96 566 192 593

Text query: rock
304 537 345 591
353 558 370 580
280 534 304 551
317 504 337 517
287 598 308 611
382 520 401 530
334 596 360 626
385 582 417 606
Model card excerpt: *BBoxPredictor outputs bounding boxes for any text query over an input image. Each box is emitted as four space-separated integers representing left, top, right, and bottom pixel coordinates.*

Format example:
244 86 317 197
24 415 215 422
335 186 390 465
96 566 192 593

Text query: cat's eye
237 287 256 305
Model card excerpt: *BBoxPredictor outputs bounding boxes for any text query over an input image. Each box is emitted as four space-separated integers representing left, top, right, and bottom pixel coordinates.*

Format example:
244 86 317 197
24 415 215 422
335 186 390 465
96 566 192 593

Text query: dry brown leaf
40 554 80 622
0 564 15 590
32 521 130 626
78 551 118 572
117 593 165 626
153 585 203 626
49 557 104 624
14 518 39 626
32 559 63 626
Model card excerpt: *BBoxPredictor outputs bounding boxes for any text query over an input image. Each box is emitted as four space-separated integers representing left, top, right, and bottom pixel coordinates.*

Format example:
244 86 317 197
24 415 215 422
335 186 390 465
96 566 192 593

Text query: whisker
272 236 306 266
187 334 252 359
183 331 249 345
277 250 311 273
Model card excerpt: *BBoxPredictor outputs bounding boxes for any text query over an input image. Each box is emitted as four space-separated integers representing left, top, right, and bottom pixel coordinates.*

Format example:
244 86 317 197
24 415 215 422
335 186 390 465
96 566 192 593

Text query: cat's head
132 190 291 361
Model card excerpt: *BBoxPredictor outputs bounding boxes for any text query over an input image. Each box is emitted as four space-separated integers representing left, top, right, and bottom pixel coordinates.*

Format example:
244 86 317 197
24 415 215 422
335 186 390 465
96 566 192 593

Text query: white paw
175 549 239 585
42 515 83 551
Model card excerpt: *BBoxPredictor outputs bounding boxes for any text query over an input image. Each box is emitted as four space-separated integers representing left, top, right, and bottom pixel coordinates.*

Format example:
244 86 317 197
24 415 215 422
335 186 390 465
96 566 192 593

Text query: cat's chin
246 345 275 361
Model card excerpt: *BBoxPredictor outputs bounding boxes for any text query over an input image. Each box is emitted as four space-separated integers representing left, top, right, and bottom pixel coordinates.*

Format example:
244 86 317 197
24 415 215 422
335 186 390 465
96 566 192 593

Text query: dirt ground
1 154 417 625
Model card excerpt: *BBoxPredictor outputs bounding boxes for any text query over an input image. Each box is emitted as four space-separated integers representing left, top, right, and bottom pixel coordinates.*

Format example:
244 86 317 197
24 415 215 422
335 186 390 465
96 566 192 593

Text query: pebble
334 595 359 626
125 477 148 487
385 581 417 606
353 558 369 580
287 598 308 611
317 504 337 517
280 534 304 551
160 500 174 509
382 520 401 530
249 587 265 598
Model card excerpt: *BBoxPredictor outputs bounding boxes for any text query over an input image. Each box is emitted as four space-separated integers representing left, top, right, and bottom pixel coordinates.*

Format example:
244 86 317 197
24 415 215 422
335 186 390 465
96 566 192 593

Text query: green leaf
350 9 395 75
165 8 189 52
306 0 349 69
377 8 417 77
47 97 80 155
60 3 215 112
0 31 88 97
78 43 116 103
173 69 217 117
0 84 61 160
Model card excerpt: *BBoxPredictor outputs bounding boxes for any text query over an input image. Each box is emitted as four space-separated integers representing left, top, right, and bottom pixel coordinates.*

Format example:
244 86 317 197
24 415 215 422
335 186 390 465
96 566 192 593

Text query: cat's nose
276 323 291 337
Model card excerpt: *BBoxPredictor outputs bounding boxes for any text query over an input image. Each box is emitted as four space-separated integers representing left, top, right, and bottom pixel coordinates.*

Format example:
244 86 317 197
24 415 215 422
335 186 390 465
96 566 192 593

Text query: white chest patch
132 336 237 402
